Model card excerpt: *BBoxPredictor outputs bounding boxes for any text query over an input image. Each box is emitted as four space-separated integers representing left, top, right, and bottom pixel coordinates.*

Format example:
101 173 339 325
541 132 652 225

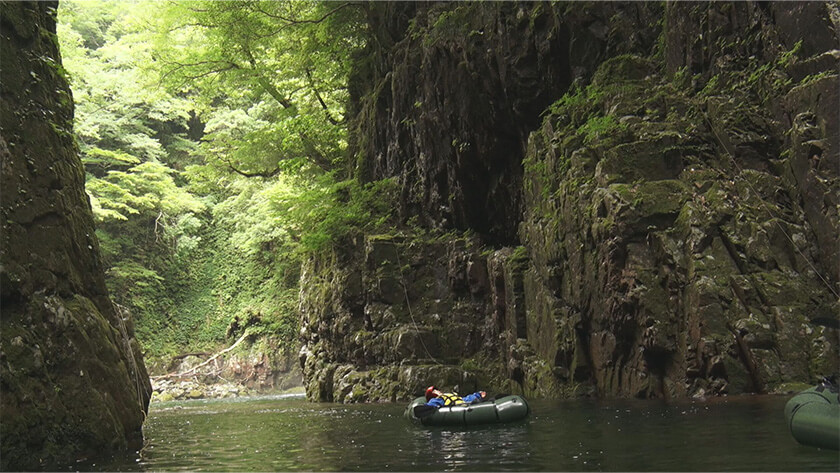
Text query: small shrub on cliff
579 115 628 146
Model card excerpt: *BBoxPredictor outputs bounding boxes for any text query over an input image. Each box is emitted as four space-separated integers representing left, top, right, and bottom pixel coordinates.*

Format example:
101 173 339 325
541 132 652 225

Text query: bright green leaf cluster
57 0 383 365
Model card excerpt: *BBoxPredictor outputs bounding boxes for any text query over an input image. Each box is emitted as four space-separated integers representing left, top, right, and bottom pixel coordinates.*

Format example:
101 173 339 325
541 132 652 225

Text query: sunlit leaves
86 161 205 223
83 147 141 170
55 0 390 359
149 0 363 174
59 0 194 166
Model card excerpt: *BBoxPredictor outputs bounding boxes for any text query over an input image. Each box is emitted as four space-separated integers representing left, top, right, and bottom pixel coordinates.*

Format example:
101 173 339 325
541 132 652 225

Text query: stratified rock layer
0 2 151 469
302 1 838 402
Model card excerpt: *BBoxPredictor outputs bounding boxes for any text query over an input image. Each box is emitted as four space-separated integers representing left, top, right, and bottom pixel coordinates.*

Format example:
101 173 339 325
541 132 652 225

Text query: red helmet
425 386 437 401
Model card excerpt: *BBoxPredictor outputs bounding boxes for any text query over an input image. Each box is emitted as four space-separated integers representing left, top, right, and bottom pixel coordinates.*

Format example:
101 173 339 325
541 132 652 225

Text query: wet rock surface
0 2 151 469
303 1 839 403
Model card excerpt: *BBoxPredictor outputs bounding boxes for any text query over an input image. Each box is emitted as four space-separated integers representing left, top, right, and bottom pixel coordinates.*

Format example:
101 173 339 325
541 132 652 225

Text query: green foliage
543 81 609 128
82 147 141 170
423 4 477 47
543 80 630 147
545 83 593 117
108 260 164 291
148 0 364 175
266 175 399 257
58 2 194 168
578 115 628 146
87 161 205 222
694 39 804 102
57 0 384 370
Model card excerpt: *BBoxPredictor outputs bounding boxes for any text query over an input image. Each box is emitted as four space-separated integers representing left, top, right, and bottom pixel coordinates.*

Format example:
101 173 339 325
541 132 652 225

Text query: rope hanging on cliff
113 303 147 420
395 249 446 367
701 108 840 301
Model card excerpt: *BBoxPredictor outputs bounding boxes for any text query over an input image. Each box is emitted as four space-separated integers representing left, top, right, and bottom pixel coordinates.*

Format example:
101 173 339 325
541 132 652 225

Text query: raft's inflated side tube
784 382 840 451
405 395 530 426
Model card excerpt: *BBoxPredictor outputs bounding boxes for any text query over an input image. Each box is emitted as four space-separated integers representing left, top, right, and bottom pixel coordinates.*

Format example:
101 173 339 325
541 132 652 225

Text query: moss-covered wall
522 45 838 398
305 1 838 401
349 1 662 244
299 232 515 402
0 2 151 468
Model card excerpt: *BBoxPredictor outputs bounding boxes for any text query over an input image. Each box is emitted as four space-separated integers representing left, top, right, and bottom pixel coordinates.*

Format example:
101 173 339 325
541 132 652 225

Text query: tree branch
160 60 241 84
298 130 333 171
250 2 355 25
150 332 249 380
305 68 343 126
243 48 295 109
225 159 280 178
241 48 334 172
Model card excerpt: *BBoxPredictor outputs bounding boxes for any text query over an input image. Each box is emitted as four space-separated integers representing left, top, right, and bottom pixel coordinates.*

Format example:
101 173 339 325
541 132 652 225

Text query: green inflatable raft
405 395 530 426
784 379 839 451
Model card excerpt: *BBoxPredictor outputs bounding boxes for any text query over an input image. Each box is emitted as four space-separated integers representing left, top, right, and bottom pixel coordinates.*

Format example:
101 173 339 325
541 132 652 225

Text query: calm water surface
78 393 838 471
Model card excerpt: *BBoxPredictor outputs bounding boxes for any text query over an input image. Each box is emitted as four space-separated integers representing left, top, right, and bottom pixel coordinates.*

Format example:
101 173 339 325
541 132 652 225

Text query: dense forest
56 0 391 374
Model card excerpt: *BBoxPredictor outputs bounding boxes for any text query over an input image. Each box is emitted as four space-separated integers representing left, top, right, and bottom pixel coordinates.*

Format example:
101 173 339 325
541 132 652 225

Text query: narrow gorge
1 0 838 468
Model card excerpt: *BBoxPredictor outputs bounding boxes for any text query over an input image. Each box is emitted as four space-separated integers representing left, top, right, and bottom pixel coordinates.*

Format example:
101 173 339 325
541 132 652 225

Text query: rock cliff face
350 2 662 244
0 2 151 468
302 1 839 402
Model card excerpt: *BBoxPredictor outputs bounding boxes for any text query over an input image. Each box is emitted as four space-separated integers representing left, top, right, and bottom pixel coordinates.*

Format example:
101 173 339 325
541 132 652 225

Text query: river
73 393 837 471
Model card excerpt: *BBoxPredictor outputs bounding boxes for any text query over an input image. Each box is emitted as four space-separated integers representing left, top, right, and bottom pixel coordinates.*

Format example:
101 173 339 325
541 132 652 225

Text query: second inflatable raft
784 379 839 451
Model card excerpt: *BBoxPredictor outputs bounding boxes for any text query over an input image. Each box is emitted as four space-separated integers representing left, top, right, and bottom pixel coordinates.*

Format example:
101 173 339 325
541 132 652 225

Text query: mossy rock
592 54 658 87
153 392 175 403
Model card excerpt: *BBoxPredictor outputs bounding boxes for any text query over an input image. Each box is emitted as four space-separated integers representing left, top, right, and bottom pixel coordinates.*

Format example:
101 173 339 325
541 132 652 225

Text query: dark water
78 393 838 471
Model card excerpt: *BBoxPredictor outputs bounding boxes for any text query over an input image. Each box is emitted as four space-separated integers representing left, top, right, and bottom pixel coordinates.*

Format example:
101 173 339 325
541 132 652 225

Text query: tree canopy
151 0 363 176
57 0 389 368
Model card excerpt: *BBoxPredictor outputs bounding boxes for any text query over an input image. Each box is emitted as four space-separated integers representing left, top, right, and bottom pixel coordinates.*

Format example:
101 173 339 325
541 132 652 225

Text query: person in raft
424 386 487 407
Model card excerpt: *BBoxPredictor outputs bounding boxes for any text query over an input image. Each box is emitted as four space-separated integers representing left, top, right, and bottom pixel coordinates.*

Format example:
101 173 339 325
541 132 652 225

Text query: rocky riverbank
150 378 305 402
151 378 253 402
146 333 303 403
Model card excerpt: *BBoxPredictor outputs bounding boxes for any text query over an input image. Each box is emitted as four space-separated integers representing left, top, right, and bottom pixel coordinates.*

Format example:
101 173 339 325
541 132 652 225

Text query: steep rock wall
299 234 504 401
350 1 662 244
302 1 839 401
521 52 838 399
0 2 151 468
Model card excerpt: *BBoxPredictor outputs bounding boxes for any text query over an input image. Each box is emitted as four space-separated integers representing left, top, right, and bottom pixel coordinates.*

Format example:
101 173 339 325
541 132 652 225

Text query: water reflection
409 423 531 471
70 394 838 472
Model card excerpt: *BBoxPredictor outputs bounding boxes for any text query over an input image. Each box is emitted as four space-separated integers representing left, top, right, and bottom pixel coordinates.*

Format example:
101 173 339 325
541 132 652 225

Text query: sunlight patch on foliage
57 0 375 362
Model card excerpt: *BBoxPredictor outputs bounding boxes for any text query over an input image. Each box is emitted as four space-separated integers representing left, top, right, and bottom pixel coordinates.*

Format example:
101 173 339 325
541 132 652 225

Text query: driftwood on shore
151 332 249 380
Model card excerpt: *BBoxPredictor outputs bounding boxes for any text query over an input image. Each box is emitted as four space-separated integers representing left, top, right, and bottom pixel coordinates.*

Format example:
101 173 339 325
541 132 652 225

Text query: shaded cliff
302 1 838 402
0 2 151 468
519 1 840 399
350 2 662 244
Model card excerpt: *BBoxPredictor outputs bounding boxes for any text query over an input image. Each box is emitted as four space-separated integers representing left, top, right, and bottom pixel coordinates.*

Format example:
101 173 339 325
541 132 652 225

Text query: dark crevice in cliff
350 1 606 245
728 323 767 394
